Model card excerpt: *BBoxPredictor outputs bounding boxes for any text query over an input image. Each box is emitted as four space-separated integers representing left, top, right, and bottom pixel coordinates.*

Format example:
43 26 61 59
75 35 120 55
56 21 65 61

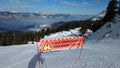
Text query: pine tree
103 0 117 22
116 0 120 14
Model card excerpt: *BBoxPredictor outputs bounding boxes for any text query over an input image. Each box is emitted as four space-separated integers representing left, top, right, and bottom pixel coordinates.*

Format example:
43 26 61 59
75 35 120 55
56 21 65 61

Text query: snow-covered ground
90 15 120 40
0 27 120 68
43 28 81 40
91 10 106 21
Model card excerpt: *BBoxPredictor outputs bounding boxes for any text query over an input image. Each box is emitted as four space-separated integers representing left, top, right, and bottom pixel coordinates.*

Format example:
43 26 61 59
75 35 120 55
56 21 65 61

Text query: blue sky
0 0 109 15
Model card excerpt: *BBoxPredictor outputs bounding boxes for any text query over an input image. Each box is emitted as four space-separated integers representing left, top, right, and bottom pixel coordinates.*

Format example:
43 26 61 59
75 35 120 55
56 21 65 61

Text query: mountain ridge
0 11 93 32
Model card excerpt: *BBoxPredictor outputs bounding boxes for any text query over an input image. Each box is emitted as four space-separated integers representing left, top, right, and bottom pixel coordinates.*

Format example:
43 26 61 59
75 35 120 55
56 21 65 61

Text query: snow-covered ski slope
0 28 120 68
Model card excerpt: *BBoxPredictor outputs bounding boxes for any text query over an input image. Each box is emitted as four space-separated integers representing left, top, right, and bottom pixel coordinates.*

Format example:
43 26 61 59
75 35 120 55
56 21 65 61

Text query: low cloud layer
61 1 80 6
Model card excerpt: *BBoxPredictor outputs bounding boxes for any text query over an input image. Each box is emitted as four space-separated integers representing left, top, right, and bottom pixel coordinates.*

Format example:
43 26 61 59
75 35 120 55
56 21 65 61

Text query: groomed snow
0 27 120 68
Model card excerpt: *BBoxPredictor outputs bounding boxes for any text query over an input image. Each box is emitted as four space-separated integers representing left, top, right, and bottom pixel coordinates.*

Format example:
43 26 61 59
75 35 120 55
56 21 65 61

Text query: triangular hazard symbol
43 43 52 51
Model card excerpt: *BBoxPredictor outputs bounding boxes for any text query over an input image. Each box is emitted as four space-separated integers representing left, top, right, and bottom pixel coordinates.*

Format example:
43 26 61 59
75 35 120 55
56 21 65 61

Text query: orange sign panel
40 36 84 53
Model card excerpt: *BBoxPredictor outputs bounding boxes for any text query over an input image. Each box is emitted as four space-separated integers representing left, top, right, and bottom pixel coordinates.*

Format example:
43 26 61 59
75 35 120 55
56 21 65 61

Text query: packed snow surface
0 28 120 68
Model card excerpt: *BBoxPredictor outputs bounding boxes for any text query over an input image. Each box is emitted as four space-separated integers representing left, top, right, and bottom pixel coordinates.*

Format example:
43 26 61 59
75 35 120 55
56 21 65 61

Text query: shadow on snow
28 53 48 68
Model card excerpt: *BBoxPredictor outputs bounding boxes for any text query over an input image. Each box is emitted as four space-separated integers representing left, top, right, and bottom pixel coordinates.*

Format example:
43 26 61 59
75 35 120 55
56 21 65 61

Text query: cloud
32 0 41 2
0 6 34 11
61 1 80 7
94 0 103 3
81 2 91 6
8 0 22 4
21 6 34 8
7 0 41 4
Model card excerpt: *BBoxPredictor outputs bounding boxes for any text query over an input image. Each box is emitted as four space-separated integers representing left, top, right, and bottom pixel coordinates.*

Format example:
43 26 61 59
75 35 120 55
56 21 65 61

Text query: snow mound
42 28 81 40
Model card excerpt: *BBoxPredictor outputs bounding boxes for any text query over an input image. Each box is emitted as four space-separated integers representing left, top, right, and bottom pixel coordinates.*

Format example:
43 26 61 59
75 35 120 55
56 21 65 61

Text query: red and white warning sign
40 36 84 53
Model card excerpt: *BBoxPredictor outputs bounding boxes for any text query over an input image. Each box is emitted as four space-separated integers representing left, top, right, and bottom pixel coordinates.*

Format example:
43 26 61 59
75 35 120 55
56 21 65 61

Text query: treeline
0 21 89 46
0 21 83 46
0 19 104 46
0 32 34 45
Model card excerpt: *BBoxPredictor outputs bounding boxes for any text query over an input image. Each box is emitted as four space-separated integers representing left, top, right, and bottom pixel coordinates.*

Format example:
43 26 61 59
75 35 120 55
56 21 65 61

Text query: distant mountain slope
91 10 106 21
89 0 120 39
0 11 93 32
90 15 120 39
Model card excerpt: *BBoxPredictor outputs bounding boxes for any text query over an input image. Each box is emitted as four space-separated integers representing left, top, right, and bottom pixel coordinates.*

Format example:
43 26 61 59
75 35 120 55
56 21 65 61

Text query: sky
0 0 109 15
